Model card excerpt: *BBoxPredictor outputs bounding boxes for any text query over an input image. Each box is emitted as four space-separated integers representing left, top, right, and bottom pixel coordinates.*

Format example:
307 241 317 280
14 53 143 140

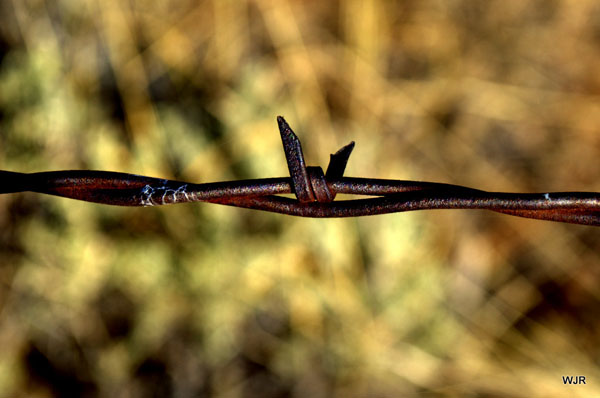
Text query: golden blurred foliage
1 0 599 397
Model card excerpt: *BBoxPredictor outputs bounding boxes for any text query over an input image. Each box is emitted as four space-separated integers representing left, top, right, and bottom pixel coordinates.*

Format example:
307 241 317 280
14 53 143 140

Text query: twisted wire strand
2 170 599 225
1 117 599 226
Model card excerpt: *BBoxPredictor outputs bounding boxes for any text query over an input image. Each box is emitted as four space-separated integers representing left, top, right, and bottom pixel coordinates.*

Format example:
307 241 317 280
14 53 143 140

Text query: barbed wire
2 116 599 226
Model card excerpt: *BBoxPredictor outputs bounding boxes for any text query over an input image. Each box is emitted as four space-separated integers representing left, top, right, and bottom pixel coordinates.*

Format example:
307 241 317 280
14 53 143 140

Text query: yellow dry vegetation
0 0 599 396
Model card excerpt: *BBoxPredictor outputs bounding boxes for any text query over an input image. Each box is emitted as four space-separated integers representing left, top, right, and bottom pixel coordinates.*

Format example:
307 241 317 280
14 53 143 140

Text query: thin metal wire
2 117 599 226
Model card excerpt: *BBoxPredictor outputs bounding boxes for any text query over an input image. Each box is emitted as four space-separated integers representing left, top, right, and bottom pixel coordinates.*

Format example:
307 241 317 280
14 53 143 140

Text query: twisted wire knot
277 116 354 204
305 166 334 203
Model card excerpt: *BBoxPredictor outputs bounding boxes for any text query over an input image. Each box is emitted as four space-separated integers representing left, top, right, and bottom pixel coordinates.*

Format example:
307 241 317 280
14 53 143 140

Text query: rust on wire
1 117 600 226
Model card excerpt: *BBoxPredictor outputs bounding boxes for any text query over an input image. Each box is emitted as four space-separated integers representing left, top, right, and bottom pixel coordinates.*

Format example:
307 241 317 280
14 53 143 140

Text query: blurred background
1 0 600 397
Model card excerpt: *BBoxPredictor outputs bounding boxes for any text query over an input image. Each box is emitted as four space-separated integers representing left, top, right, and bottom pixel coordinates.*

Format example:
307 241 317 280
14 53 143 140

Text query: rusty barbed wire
2 116 600 226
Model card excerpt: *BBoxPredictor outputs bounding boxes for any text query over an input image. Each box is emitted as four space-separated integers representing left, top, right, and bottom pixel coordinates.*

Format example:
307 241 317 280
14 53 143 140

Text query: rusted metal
2 117 600 226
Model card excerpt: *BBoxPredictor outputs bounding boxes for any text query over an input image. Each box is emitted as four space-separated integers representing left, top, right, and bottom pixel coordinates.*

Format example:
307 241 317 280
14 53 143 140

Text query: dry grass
1 0 599 397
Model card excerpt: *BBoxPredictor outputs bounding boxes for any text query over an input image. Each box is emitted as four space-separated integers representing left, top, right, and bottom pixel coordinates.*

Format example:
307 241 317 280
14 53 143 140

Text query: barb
2 117 600 226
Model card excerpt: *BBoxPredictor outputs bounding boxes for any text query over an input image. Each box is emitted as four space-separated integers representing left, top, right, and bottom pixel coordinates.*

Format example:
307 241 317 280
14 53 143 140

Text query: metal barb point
277 116 315 203
326 141 355 179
